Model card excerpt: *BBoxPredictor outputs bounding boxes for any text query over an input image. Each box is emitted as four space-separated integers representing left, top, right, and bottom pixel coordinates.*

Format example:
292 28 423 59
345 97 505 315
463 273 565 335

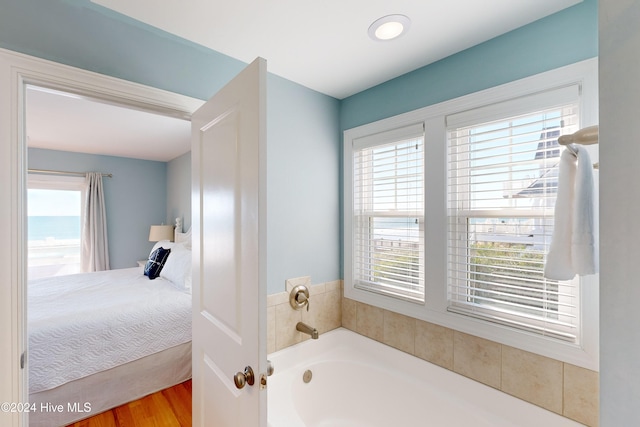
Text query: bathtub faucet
296 322 319 339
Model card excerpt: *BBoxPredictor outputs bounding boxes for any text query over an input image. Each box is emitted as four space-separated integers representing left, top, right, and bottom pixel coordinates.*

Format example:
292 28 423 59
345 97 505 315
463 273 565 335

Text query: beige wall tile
414 320 454 370
453 331 501 389
342 297 357 331
383 310 415 354
267 305 276 354
564 364 599 426
301 290 342 336
356 302 384 342
267 291 288 307
325 280 341 292
285 276 311 293
501 346 563 414
301 291 325 340
270 283 343 348
350 303 597 426
309 282 327 295
323 289 342 331
275 302 302 350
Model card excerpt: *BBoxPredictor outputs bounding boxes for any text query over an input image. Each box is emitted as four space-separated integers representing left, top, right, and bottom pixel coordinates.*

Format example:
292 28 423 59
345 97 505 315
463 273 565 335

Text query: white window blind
352 123 425 303
447 91 581 342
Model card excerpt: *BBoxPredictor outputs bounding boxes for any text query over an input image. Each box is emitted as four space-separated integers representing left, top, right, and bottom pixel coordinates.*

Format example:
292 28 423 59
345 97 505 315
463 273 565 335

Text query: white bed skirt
28 342 192 427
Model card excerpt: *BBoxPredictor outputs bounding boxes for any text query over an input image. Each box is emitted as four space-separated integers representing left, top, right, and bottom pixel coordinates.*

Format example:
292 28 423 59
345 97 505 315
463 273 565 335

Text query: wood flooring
65 380 192 427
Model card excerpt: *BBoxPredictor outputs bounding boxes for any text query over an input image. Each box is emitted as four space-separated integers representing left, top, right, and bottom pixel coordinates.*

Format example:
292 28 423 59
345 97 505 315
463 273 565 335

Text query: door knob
234 366 255 389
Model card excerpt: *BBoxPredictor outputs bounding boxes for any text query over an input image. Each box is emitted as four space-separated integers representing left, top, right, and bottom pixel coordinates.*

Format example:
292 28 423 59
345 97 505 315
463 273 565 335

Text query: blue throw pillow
144 247 171 279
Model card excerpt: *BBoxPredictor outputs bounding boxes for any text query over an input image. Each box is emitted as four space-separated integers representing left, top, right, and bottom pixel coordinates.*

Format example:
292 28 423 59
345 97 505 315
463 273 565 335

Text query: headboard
174 217 191 247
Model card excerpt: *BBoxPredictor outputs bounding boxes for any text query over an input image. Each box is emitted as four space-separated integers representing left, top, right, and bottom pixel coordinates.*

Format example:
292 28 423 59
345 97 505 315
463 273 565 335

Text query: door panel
200 109 241 337
191 57 267 427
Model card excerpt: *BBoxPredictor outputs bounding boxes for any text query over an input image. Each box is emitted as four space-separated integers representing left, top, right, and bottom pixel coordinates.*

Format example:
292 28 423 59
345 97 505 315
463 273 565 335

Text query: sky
28 189 81 216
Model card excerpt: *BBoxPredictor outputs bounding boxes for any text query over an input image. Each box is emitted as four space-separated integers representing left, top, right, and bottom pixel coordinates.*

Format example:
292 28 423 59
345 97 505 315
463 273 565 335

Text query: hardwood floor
66 380 192 427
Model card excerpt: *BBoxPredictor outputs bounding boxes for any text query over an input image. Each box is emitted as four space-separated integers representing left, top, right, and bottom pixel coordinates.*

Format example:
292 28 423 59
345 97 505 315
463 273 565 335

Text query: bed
28 229 193 427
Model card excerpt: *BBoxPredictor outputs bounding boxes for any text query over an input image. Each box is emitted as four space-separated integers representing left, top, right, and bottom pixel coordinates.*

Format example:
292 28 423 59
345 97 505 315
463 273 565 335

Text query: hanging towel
544 145 597 280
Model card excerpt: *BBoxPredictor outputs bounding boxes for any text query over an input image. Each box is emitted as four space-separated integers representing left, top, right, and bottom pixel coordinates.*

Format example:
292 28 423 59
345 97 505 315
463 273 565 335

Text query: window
447 87 581 342
344 59 598 369
350 124 425 302
28 174 85 279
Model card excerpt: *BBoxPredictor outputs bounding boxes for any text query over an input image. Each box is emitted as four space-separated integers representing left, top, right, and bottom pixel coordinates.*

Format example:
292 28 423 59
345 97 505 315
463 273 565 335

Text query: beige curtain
81 172 110 272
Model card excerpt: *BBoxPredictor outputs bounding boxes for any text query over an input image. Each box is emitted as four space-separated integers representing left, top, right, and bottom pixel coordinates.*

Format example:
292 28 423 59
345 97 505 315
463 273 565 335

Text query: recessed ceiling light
368 14 411 41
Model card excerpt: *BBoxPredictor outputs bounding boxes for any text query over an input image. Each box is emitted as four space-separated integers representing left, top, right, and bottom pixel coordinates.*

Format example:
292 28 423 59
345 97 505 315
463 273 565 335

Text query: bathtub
267 328 581 427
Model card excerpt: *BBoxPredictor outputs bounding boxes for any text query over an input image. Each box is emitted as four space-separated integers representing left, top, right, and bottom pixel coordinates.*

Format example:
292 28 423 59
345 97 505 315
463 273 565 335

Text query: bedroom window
27 174 85 279
348 123 425 303
446 87 581 342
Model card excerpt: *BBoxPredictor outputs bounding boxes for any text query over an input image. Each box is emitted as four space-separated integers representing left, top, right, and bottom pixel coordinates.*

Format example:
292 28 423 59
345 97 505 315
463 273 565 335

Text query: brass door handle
234 366 255 389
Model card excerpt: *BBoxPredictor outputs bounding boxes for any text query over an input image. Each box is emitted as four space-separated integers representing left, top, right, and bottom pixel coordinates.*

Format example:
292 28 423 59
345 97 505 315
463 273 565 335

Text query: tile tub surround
267 279 342 353
341 298 599 427
266 284 597 426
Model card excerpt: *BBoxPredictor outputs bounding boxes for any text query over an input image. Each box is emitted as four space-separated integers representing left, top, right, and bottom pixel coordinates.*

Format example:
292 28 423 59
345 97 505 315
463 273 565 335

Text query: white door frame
0 47 204 427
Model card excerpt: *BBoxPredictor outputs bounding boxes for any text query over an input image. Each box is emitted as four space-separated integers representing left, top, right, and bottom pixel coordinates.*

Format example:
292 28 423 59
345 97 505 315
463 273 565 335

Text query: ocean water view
28 215 81 241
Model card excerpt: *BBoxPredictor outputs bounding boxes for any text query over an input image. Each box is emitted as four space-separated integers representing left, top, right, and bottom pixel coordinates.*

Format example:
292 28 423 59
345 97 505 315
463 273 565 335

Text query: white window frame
27 173 86 276
446 90 582 343
350 124 426 303
344 58 598 370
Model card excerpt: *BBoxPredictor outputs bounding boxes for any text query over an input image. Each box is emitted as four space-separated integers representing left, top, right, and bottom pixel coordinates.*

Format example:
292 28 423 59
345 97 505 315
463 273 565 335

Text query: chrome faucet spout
296 322 319 339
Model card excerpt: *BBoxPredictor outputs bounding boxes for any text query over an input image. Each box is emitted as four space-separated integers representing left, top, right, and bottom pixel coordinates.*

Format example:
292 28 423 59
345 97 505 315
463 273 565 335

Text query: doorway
0 48 203 426
24 83 196 426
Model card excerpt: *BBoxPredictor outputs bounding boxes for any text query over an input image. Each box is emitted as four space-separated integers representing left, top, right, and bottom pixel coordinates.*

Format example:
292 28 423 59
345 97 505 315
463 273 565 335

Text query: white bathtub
268 328 581 427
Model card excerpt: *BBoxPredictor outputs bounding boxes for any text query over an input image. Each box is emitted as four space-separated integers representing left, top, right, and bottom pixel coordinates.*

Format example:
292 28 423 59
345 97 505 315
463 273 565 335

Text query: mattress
28 267 192 394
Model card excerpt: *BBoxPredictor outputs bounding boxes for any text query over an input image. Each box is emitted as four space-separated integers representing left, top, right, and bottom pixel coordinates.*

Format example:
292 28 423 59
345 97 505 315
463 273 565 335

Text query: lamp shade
149 225 174 242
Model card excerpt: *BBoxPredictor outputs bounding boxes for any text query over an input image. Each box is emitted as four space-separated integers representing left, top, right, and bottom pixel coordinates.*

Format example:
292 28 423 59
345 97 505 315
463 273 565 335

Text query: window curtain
82 172 110 272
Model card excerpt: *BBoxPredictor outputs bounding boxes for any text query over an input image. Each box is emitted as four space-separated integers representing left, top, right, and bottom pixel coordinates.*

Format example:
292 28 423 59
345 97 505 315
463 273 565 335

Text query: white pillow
160 245 192 291
150 240 176 255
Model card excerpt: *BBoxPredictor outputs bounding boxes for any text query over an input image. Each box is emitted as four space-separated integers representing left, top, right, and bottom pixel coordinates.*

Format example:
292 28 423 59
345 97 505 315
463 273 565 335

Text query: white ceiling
29 0 581 162
92 0 580 99
26 86 191 162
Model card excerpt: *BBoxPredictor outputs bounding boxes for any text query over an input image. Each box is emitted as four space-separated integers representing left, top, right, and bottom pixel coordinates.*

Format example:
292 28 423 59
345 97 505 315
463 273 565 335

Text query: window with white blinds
351 124 425 303
447 87 581 342
345 60 598 368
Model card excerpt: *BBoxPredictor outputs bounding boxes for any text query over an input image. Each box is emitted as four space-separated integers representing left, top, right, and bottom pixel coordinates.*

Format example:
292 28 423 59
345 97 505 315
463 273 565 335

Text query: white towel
544 145 597 280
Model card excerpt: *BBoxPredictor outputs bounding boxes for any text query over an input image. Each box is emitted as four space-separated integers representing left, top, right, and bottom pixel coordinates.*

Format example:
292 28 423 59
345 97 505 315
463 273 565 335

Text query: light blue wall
2 0 342 295
340 0 597 131
167 151 191 232
28 148 167 268
267 74 340 293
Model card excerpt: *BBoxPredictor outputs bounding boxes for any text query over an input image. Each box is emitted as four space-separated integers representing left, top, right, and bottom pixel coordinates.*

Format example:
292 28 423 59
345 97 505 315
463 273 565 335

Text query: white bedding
28 267 192 393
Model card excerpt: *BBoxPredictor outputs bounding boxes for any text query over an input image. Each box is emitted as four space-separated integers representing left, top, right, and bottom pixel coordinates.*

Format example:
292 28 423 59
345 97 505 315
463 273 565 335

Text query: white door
191 57 267 427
